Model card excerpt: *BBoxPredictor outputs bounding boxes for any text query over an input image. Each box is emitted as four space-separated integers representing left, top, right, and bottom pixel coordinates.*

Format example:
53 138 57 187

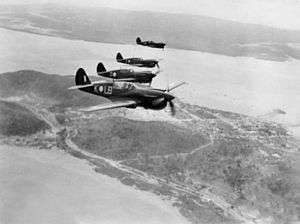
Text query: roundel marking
98 85 104 93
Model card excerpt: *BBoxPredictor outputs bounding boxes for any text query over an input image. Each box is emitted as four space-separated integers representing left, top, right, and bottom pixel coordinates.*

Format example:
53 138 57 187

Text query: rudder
97 62 106 74
116 52 123 61
75 68 91 85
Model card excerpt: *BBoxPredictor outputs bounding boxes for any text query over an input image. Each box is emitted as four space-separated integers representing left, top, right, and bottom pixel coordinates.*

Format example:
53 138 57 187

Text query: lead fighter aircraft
69 68 185 115
116 52 161 68
136 37 166 49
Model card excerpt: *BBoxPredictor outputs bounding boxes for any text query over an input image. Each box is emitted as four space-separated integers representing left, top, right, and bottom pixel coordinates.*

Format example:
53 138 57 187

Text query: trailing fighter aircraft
136 37 166 49
96 62 160 85
116 52 160 68
69 68 185 115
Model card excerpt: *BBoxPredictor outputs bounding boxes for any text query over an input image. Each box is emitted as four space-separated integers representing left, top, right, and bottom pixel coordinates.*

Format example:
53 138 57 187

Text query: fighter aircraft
116 52 160 68
69 68 185 115
136 37 166 49
96 62 160 85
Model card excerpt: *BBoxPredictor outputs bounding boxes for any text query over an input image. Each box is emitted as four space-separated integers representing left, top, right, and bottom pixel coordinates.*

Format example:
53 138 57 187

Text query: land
0 70 299 224
0 100 50 136
1 3 300 61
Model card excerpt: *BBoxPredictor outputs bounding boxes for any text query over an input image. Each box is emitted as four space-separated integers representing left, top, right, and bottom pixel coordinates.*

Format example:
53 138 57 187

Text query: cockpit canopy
114 82 136 90
120 69 134 74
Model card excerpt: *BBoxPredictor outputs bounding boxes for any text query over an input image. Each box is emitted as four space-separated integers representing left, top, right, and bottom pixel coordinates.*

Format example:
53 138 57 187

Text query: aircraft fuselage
98 69 156 83
138 41 166 49
117 58 158 68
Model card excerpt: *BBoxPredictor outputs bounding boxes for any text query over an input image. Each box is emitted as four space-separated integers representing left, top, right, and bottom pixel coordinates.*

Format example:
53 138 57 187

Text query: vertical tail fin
75 68 91 85
116 52 123 61
136 37 141 44
97 62 106 74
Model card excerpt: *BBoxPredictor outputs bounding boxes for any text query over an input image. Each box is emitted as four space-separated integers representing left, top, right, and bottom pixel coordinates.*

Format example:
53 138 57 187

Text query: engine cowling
126 104 137 109
150 97 167 110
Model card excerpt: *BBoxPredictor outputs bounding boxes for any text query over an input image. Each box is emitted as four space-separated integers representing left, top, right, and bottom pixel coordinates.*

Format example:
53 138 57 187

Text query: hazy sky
1 0 300 30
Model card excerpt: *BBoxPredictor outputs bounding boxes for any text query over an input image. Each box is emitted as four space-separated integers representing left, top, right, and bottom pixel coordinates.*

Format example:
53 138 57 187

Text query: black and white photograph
0 0 299 223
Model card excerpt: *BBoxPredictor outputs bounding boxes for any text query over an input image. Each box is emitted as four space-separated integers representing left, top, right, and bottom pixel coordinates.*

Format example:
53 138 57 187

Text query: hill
0 70 106 109
0 3 300 61
73 116 209 160
0 100 50 136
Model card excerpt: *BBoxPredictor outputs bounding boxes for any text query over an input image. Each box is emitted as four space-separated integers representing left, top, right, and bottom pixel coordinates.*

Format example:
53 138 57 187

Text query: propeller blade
154 69 162 75
167 81 187 92
149 78 152 87
169 101 176 116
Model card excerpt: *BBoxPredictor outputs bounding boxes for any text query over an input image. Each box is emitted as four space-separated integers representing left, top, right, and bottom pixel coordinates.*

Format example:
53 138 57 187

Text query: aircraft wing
68 83 95 90
80 100 138 112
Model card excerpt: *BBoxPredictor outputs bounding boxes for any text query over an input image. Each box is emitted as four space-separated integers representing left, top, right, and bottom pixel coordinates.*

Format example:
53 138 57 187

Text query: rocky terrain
0 70 299 224
1 3 300 61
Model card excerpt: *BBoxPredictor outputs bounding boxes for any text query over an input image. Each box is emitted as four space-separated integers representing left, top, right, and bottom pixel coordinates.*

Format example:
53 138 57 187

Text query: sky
0 0 300 30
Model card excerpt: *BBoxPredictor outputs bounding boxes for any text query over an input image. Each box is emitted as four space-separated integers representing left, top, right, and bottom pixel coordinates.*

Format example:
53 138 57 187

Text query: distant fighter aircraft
116 52 160 68
96 62 160 85
69 68 185 115
136 37 166 49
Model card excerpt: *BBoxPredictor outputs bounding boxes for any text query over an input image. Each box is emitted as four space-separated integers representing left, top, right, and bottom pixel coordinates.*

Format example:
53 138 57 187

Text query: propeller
168 100 176 116
153 69 162 75
149 78 152 87
148 69 161 87
164 81 186 116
